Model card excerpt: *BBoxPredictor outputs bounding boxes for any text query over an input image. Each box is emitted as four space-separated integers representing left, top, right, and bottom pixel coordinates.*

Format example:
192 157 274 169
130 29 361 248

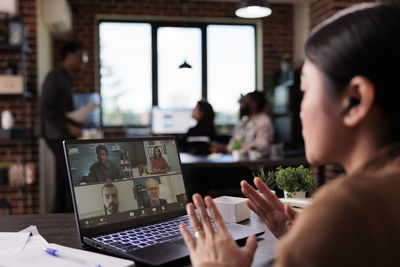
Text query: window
207 25 256 125
99 22 152 126
157 27 202 108
98 21 257 127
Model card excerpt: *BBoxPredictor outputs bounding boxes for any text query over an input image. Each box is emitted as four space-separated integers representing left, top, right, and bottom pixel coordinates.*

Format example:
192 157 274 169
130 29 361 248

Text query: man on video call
102 183 119 215
84 145 120 183
143 178 167 208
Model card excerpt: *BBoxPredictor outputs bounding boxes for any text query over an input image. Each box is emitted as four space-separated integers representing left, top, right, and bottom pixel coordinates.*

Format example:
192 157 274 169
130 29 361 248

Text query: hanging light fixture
235 0 272 19
178 59 192 69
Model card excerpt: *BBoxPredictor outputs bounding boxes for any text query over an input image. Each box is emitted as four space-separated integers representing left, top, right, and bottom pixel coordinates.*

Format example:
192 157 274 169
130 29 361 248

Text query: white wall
37 0 55 214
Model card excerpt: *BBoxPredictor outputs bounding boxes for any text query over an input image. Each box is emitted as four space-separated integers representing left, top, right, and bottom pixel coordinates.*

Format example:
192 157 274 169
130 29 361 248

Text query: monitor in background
273 115 292 145
151 107 195 134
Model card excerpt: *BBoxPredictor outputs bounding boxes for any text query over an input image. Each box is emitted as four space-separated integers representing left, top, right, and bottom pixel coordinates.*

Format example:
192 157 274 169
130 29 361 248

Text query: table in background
180 153 308 198
180 153 307 168
0 213 276 267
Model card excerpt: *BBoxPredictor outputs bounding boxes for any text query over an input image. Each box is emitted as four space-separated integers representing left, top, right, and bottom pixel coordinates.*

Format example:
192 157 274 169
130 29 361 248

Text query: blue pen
44 248 101 267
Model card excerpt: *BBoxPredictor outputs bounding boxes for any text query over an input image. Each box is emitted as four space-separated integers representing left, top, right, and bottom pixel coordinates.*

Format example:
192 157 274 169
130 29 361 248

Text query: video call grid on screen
65 138 187 228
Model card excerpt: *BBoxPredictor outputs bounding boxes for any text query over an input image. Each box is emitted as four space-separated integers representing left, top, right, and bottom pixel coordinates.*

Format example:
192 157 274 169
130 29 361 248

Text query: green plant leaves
275 165 316 194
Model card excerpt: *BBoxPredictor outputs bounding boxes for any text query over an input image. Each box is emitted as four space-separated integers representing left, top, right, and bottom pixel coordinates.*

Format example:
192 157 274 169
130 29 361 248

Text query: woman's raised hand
180 194 257 267
241 178 297 239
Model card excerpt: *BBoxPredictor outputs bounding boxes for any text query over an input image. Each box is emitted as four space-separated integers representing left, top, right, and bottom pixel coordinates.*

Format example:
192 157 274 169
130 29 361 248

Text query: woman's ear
341 76 375 127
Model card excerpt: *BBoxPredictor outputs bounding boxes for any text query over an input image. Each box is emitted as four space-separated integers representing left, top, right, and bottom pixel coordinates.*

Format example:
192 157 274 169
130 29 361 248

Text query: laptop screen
65 137 187 230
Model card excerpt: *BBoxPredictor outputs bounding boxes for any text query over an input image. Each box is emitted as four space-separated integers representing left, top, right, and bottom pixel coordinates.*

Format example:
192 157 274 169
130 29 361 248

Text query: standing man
39 42 87 212
102 183 119 215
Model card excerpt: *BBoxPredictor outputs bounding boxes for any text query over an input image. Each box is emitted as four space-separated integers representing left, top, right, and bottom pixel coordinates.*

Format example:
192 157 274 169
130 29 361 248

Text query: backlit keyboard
93 216 193 252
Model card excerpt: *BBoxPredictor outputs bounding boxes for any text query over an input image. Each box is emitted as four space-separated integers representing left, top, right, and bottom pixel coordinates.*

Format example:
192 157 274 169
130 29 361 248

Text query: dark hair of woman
305 3 400 142
196 100 216 135
153 146 162 158
247 90 267 113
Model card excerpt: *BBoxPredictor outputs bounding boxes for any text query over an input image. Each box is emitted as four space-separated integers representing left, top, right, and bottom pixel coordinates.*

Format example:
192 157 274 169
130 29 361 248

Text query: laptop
63 136 264 266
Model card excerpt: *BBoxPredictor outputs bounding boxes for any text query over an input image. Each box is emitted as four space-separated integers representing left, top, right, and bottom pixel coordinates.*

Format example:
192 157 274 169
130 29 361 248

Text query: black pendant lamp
235 0 272 19
179 59 192 69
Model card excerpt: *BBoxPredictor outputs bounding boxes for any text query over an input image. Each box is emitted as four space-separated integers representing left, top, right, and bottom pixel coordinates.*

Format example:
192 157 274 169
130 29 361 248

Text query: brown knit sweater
274 143 400 267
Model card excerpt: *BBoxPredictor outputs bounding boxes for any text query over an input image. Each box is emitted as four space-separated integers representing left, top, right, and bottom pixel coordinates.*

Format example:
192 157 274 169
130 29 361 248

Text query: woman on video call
179 3 400 267
151 146 170 174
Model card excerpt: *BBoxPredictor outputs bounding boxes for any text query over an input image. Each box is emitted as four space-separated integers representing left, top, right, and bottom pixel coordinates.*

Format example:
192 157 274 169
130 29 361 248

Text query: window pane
158 27 202 108
207 25 256 125
99 22 152 126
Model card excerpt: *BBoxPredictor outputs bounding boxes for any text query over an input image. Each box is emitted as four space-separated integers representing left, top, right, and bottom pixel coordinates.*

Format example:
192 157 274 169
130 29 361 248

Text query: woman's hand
241 178 297 239
180 194 257 267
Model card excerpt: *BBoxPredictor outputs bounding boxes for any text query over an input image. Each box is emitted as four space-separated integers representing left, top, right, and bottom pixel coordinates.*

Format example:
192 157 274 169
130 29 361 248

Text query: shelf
0 128 24 140
0 43 31 53
0 91 33 97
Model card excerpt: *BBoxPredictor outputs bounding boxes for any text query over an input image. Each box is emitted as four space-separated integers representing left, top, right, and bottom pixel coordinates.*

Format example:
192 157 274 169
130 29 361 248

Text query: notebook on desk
63 136 264 266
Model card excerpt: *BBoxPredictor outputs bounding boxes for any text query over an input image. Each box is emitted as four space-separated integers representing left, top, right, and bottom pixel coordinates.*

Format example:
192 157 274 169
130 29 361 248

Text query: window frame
96 16 261 128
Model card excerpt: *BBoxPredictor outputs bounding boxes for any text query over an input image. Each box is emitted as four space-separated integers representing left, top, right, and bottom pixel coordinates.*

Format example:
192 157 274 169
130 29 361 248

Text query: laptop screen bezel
63 136 188 241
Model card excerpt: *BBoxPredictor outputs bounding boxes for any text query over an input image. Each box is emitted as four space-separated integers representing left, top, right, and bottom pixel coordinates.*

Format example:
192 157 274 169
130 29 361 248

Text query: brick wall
0 0 39 214
310 0 376 29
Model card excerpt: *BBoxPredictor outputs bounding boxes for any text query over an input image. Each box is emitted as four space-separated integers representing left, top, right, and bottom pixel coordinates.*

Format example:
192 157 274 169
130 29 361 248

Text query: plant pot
248 150 261 161
232 150 242 161
284 191 306 198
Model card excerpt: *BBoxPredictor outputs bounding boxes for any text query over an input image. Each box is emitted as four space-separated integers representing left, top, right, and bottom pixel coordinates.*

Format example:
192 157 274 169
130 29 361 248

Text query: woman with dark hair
179 3 400 267
181 100 216 155
151 146 170 174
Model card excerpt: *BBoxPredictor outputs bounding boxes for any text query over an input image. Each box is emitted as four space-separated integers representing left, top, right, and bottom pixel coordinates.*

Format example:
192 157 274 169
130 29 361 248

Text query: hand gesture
241 178 297 239
180 194 257 267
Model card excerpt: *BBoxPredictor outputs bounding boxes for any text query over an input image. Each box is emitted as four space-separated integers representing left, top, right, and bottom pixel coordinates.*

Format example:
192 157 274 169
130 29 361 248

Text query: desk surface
0 213 276 267
180 152 307 168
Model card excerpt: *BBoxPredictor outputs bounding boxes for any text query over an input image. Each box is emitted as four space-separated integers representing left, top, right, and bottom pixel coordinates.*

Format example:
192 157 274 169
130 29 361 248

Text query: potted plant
231 140 243 161
275 165 316 198
252 168 276 192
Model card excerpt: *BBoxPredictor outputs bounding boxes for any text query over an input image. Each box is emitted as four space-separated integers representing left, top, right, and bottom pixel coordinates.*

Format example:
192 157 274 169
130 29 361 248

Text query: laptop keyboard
93 216 194 252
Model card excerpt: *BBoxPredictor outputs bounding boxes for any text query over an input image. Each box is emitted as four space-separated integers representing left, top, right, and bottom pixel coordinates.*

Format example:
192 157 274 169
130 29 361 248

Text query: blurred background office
0 0 368 214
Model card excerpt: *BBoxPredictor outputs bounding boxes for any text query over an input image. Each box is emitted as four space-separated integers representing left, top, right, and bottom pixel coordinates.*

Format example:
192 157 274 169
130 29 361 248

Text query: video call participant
102 183 119 215
83 145 120 183
143 178 167 208
151 146 170 174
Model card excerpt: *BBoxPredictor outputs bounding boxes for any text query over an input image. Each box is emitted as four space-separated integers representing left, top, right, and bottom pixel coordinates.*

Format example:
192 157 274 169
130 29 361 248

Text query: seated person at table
83 145 120 183
151 146 170 174
180 3 400 267
143 178 167 208
102 183 119 215
180 100 216 155
211 90 274 156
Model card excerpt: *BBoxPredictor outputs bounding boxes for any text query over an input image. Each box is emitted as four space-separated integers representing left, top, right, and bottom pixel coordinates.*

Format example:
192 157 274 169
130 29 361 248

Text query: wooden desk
0 213 276 267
